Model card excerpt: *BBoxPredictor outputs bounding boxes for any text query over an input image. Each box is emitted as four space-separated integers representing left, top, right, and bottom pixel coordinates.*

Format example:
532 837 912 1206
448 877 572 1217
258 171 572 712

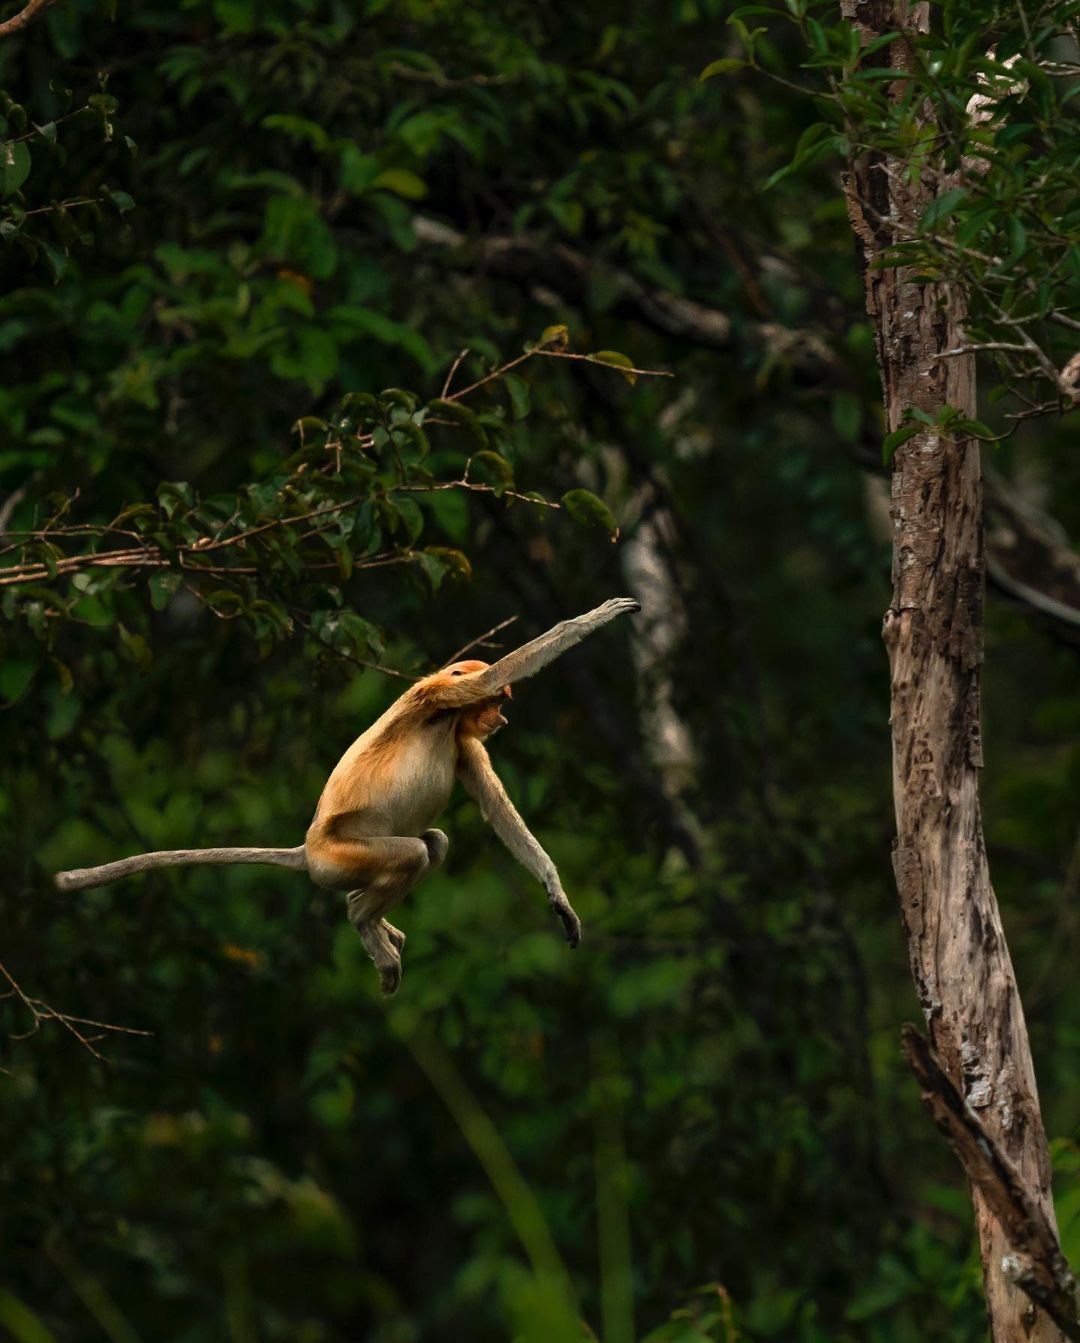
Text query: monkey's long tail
54 846 308 893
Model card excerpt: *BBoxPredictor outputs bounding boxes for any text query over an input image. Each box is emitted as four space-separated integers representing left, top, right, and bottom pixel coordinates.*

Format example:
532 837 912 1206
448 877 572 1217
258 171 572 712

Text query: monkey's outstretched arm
427 597 640 709
55 845 307 892
456 737 581 947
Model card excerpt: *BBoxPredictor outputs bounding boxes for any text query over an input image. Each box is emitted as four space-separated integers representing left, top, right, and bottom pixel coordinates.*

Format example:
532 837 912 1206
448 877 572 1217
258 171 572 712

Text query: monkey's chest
380 736 457 835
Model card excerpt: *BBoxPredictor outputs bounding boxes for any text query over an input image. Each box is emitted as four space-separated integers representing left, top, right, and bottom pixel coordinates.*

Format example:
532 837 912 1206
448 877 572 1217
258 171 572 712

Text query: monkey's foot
382 919 406 952
549 892 581 949
421 828 449 872
354 915 404 995
377 957 402 996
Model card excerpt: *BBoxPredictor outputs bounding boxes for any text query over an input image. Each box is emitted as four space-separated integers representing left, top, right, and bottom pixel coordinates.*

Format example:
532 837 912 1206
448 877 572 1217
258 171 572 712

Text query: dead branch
902 1026 1080 1340
442 615 518 667
0 959 150 1061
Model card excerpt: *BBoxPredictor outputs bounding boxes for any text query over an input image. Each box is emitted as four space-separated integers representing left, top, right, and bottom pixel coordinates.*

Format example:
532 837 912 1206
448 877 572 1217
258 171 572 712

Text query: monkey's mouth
484 697 509 732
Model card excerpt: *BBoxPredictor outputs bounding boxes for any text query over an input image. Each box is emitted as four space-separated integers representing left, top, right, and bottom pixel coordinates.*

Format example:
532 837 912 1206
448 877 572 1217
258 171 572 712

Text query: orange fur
302 599 639 992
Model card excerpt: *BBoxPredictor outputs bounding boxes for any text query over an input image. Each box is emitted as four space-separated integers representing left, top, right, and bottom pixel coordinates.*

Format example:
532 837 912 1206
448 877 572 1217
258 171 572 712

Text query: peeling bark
841 2 1064 1338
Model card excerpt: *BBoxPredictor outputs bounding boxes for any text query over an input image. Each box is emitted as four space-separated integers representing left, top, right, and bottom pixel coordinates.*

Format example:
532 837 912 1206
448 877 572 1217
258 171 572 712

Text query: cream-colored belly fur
316 721 458 837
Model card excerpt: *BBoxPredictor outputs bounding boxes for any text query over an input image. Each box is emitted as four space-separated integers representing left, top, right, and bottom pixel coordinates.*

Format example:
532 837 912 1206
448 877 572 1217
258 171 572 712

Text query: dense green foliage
1 2 1079 1340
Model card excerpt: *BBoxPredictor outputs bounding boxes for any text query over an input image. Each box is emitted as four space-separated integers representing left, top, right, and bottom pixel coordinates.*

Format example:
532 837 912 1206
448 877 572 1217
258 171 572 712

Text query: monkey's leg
348 899 404 995
308 828 448 994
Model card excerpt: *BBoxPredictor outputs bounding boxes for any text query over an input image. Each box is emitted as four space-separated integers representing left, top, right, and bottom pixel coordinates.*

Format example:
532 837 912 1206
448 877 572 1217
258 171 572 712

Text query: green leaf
101 186 135 214
0 658 36 703
371 168 427 200
538 324 569 350
389 418 429 459
920 188 968 230
424 546 472 581
149 572 183 611
0 1288 58 1343
379 387 419 412
953 417 997 440
427 398 488 448
700 58 748 79
470 449 514 494
157 480 195 519
261 113 330 152
1 141 30 198
292 415 328 442
37 238 67 284
394 495 424 542
561 488 618 539
504 373 531 420
882 424 919 463
338 392 379 417
589 349 637 385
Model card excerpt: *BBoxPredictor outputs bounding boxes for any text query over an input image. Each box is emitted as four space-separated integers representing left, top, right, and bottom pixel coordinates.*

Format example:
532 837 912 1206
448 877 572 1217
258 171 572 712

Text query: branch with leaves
707 0 1080 422
0 335 667 687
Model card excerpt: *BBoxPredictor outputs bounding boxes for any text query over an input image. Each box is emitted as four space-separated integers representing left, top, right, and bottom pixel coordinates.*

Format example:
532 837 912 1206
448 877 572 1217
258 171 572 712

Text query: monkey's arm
456 737 581 947
428 597 640 709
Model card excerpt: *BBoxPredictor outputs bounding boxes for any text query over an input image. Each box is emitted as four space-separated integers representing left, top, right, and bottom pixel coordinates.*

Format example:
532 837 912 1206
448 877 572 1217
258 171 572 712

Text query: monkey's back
311 710 460 838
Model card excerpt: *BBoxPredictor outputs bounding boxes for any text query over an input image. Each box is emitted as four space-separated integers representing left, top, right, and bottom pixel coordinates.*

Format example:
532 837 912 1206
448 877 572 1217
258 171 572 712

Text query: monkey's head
444 659 512 740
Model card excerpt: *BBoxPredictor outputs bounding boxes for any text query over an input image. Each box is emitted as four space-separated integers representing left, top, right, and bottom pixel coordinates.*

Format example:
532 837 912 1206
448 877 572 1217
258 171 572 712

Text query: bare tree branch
442 615 518 667
902 1025 1080 1341
0 0 56 40
0 959 150 1060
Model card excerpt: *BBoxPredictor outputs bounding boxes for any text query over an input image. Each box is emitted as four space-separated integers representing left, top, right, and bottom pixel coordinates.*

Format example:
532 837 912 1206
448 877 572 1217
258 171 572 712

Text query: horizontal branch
0 0 56 40
414 216 835 370
415 216 1080 646
901 1025 1080 1340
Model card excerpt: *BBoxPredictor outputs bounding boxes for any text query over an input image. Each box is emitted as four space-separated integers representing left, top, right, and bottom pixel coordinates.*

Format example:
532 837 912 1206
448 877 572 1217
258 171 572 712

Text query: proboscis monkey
55 597 640 994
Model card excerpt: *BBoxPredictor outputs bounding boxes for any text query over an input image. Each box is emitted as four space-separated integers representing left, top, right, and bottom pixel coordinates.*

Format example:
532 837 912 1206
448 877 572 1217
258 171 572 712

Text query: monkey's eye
450 669 462 677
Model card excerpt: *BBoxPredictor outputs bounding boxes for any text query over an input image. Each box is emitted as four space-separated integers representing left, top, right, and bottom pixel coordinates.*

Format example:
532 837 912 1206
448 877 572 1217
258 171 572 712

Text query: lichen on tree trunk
840 2 1063 1338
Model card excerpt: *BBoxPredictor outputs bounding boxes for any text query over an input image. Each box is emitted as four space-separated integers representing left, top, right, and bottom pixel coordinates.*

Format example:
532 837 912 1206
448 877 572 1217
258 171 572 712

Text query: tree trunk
841 3 1063 1338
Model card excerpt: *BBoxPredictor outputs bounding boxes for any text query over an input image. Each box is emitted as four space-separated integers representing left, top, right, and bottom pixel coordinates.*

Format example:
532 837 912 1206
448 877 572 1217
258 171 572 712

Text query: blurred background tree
1 2 1079 1340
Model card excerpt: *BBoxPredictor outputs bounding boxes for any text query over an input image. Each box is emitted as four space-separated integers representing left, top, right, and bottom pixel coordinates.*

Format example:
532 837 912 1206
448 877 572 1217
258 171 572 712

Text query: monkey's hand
547 883 581 949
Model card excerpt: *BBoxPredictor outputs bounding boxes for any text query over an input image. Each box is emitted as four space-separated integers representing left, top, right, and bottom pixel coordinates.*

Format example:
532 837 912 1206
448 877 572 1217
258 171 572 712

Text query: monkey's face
444 659 512 740
465 698 509 740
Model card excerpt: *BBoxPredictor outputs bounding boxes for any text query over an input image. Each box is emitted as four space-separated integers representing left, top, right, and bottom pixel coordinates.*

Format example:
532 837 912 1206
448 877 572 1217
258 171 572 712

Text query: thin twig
441 348 471 397
447 349 535 402
442 615 518 666
0 959 150 1061
396 479 562 508
534 348 675 379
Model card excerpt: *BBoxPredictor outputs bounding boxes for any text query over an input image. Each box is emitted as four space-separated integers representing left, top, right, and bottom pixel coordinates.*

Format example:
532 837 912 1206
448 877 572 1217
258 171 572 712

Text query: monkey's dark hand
549 889 582 949
582 597 641 624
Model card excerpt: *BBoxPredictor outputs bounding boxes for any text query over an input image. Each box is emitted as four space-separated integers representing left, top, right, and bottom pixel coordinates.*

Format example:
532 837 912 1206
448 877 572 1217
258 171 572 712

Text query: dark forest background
2 2 1079 1340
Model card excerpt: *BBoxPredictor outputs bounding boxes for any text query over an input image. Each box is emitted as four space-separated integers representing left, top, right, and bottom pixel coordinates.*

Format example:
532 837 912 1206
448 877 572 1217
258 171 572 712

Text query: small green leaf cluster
0 81 135 283
706 0 1080 416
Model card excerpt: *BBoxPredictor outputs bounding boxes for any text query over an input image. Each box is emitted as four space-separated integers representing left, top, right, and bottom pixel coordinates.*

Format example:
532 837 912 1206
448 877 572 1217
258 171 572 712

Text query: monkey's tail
54 845 308 893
